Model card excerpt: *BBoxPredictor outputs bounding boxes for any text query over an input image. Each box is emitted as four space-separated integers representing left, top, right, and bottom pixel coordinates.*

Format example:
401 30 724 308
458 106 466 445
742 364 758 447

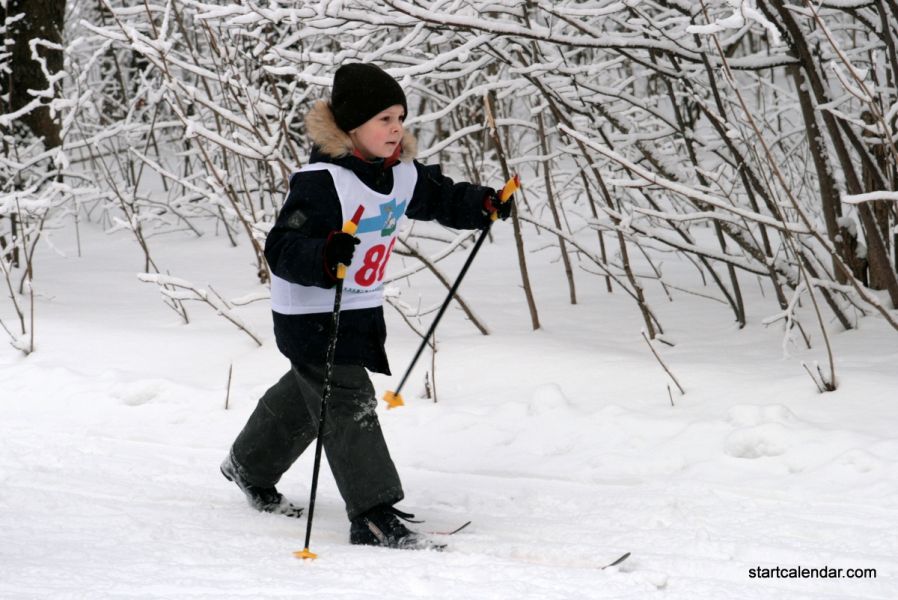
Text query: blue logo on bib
357 198 408 237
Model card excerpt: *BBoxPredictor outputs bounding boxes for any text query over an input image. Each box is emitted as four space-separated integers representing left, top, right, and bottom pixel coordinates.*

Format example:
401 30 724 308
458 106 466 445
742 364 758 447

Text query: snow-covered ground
2 218 897 599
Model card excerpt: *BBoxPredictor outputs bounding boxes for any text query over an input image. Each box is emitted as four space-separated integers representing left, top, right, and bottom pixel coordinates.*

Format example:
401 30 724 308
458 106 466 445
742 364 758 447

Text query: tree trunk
1 0 65 149
862 111 895 291
765 0 898 308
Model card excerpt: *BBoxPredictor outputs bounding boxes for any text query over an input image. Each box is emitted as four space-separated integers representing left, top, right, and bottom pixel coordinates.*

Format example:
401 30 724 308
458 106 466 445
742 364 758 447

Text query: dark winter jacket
265 100 494 374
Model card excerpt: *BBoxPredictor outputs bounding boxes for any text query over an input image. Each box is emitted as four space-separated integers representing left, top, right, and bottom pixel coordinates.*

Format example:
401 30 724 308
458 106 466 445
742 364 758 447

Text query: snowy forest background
3 0 897 380
2 1 898 598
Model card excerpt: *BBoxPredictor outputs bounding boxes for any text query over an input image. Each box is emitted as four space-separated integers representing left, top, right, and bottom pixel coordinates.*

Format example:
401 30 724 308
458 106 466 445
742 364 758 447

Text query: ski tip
448 520 472 535
602 552 631 570
293 548 318 560
429 520 472 536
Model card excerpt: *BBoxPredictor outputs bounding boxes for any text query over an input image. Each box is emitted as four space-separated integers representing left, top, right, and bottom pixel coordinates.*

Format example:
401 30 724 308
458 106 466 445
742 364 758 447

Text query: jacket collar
309 145 391 184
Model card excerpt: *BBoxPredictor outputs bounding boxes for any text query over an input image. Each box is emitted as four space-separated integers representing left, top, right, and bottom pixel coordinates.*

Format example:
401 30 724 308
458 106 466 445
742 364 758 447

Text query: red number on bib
356 244 386 287
354 238 398 287
378 237 397 282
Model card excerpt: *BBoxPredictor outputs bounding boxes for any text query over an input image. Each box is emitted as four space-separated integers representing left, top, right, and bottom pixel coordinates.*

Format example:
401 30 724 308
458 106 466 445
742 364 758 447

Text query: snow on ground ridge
2 222 898 598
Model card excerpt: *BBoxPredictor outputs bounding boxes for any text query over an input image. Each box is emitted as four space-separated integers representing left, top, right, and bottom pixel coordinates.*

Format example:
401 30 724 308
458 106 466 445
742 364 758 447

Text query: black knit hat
330 63 407 132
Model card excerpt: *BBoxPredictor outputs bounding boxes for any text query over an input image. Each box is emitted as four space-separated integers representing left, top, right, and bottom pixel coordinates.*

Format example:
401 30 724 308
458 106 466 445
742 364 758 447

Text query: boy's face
349 104 406 160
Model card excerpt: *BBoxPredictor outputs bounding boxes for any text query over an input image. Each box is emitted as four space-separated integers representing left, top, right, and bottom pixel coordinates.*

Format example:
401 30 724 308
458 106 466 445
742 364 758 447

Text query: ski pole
383 175 520 409
294 204 364 561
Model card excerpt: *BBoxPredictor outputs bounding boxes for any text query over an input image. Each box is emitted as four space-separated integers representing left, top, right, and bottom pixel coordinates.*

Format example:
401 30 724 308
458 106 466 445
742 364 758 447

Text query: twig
801 361 829 393
430 335 438 404
225 363 233 410
138 273 263 346
642 330 685 396
395 238 489 336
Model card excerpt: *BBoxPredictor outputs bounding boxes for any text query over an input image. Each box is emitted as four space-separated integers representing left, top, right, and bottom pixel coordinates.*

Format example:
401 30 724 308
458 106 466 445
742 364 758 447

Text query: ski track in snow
2 224 898 599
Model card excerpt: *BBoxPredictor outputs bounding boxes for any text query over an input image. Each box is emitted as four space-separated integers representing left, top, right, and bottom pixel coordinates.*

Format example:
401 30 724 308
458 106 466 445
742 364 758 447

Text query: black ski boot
220 454 303 518
350 504 444 551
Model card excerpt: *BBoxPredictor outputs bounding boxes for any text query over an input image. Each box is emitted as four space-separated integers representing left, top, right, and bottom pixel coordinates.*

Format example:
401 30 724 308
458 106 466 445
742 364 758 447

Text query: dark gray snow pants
227 362 403 520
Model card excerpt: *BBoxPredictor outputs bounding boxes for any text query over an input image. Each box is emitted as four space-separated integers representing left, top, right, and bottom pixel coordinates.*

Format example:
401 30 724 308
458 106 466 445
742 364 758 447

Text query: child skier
221 63 513 550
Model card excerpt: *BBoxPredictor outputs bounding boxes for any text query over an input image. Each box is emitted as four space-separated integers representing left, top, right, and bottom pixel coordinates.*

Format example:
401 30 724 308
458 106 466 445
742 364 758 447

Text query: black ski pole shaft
383 175 520 409
383 227 489 408
294 205 364 561
294 279 342 560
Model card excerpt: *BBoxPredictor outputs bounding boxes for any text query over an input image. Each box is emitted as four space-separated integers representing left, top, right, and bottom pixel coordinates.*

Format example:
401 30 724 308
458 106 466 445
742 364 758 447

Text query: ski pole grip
500 174 520 202
491 174 520 221
336 205 365 280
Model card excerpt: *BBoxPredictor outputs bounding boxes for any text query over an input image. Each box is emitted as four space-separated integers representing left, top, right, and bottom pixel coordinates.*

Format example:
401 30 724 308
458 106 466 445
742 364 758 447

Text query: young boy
221 63 512 550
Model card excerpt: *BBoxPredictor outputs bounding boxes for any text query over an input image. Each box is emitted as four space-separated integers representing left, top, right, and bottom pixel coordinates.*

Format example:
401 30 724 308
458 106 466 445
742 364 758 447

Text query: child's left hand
484 191 513 221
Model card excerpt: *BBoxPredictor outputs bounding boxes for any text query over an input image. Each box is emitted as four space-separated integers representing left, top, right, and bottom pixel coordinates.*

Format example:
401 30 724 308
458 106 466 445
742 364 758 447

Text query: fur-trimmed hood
305 100 417 162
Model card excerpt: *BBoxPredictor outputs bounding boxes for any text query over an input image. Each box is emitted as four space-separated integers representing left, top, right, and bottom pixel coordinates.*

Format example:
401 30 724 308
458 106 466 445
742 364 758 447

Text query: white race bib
271 161 418 315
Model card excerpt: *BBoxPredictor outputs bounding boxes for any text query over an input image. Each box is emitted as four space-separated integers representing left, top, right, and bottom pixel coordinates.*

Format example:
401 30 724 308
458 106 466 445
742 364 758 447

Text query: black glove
484 190 513 221
324 231 360 269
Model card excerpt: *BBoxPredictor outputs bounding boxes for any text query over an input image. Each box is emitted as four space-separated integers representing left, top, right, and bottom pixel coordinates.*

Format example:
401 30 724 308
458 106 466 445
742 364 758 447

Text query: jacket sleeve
405 160 495 230
264 170 343 289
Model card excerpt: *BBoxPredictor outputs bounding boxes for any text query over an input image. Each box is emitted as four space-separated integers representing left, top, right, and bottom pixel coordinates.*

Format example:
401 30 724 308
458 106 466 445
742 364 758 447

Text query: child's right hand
324 231 361 268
